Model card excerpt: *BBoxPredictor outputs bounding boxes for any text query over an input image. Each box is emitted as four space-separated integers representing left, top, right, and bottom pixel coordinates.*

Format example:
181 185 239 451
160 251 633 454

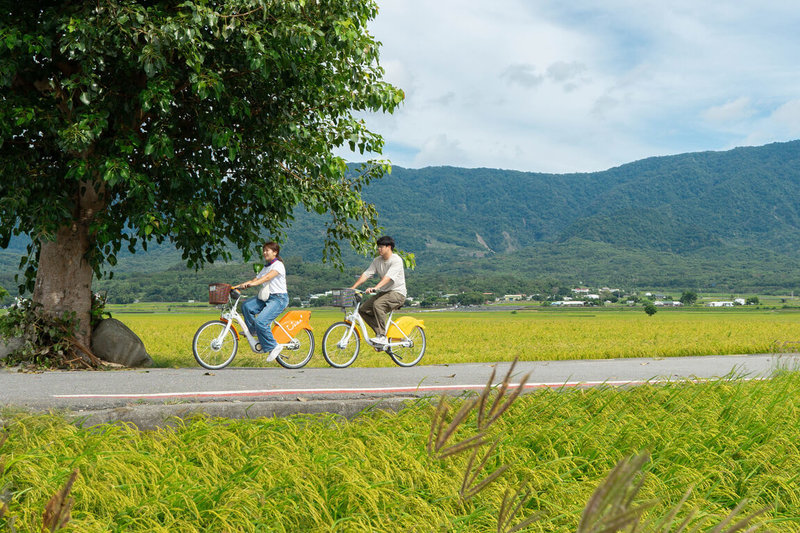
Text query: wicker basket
331 288 356 307
208 283 232 305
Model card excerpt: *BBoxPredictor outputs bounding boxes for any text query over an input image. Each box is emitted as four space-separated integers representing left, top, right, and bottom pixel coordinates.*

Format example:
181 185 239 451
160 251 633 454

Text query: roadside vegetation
2 370 799 531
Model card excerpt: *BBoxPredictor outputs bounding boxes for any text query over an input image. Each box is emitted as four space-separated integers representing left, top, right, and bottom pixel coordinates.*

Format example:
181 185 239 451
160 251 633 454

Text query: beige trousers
359 291 406 336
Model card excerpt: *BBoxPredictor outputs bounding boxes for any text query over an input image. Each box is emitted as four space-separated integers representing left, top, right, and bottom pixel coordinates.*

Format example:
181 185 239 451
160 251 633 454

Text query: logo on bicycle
281 319 303 331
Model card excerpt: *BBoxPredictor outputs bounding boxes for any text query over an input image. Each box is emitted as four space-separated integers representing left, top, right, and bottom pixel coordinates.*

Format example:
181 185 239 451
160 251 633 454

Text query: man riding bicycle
350 236 407 345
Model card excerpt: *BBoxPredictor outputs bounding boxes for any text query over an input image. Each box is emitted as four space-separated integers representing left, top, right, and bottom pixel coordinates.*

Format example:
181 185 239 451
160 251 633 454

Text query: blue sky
347 0 800 174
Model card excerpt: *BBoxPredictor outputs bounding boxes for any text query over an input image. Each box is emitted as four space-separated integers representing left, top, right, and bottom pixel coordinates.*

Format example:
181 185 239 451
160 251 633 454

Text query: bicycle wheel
193 320 238 369
276 328 315 369
388 325 426 367
322 322 360 368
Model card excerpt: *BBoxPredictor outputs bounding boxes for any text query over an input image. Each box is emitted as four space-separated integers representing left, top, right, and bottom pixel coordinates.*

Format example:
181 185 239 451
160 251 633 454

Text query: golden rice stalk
0 430 6 474
700 499 769 533
645 488 696 532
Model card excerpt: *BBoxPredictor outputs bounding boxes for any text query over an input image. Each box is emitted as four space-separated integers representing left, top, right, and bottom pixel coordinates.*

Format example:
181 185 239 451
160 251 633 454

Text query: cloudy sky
348 0 800 174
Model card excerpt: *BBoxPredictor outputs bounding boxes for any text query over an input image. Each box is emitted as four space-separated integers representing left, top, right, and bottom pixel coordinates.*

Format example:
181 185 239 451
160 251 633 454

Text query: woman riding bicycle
233 241 288 362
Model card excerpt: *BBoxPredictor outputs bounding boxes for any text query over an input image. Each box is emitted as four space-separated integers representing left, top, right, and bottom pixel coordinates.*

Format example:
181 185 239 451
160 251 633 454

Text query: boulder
91 318 153 368
0 336 24 363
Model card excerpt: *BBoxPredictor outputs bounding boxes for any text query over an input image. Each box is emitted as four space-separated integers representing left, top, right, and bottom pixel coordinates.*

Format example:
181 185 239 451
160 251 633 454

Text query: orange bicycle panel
387 316 424 340
272 310 312 343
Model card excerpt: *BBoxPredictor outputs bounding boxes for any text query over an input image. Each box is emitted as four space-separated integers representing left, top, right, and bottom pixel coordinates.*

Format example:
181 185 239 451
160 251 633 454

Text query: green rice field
2 372 800 531
112 306 800 368
3 305 800 531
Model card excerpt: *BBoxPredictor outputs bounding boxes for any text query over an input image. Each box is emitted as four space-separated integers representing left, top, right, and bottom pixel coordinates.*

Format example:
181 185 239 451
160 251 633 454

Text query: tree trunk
32 179 105 348
33 223 94 347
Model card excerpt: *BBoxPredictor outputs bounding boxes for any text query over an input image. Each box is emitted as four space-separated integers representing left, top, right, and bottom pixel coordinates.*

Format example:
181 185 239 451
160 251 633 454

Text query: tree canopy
0 0 402 341
1 0 402 276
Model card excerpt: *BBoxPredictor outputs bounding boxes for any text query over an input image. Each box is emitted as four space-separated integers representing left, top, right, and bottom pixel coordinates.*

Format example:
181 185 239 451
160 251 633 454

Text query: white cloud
501 64 545 89
771 100 800 128
351 0 800 173
413 134 469 168
742 99 800 146
703 98 755 125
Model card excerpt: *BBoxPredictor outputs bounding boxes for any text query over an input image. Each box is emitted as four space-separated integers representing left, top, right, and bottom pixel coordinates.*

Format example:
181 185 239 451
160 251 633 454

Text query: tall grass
118 308 800 368
3 372 800 531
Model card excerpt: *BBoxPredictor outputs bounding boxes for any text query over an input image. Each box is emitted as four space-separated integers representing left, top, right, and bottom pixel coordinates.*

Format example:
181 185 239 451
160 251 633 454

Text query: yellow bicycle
322 288 426 368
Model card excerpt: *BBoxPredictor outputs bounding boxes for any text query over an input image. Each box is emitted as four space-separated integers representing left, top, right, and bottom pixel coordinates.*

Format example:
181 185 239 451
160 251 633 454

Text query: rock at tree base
92 319 153 368
0 336 23 363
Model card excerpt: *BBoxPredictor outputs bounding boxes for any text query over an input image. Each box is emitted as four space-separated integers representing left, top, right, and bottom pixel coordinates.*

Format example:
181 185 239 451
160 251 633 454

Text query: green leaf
0 0 398 298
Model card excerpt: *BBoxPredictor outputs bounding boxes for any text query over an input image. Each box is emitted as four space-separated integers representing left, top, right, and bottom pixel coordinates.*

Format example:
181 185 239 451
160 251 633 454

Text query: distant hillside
276 141 800 262
279 140 800 292
3 140 800 298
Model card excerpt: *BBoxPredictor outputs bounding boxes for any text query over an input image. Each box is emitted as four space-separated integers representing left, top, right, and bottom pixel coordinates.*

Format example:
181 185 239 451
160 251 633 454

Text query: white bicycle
193 284 314 370
322 288 426 368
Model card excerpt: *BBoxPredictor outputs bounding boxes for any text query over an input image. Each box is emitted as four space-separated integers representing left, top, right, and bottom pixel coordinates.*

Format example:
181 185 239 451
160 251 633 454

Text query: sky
348 0 800 174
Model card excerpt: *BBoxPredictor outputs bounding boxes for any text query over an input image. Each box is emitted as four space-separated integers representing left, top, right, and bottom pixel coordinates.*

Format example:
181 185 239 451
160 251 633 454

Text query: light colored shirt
363 253 406 297
257 260 287 294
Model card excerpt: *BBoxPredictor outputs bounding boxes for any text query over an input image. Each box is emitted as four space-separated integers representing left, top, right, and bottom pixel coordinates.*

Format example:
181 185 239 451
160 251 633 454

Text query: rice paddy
114 306 800 368
2 372 800 531
3 306 800 531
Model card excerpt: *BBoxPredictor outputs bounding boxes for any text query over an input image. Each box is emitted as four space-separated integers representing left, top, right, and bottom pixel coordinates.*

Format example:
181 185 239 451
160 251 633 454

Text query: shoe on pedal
267 345 283 362
370 335 387 345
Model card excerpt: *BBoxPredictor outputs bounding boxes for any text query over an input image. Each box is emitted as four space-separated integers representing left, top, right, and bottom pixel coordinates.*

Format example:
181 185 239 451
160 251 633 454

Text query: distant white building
734 298 746 305
707 301 734 307
551 300 585 307
654 301 682 307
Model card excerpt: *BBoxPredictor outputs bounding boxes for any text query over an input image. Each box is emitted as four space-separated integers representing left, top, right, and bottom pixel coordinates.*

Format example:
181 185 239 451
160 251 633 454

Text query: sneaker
370 335 387 345
266 345 283 362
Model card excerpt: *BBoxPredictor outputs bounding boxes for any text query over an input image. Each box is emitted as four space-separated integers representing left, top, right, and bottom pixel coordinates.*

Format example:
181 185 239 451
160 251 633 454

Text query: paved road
2 353 798 429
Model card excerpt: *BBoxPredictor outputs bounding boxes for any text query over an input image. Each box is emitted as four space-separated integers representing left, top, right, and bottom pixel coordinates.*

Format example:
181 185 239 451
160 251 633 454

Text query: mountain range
3 140 800 298
286 140 800 293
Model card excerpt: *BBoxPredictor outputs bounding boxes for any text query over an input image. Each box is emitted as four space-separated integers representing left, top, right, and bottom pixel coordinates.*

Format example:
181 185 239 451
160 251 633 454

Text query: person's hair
263 241 282 262
376 236 395 250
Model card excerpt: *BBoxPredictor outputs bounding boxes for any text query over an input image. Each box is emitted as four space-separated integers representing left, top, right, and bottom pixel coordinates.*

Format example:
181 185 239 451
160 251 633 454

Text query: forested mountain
357 140 800 260
280 140 800 293
3 140 800 300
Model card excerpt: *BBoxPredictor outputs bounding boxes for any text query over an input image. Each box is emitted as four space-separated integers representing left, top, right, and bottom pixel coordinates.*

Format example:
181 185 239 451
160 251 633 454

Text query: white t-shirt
363 253 406 297
257 260 287 294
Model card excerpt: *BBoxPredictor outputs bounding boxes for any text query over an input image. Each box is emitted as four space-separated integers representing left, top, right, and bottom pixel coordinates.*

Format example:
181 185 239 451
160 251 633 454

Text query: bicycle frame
217 291 301 352
337 293 414 351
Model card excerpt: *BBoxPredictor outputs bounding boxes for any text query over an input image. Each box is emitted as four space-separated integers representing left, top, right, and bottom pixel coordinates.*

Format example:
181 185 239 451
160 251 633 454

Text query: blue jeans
241 293 288 352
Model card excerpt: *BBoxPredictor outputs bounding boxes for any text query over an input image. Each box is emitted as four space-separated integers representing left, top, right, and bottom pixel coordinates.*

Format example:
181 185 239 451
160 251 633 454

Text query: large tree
0 0 402 344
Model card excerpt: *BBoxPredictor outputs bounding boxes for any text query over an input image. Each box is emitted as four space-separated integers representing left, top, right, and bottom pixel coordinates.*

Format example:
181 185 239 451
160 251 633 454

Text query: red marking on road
52 378 710 400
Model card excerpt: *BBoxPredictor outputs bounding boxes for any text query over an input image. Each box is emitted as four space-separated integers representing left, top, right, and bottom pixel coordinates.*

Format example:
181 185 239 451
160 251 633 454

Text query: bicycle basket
208 283 232 304
331 288 356 307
